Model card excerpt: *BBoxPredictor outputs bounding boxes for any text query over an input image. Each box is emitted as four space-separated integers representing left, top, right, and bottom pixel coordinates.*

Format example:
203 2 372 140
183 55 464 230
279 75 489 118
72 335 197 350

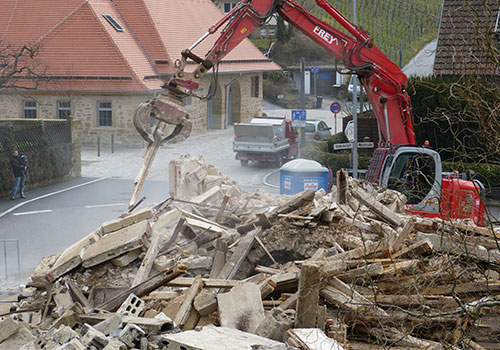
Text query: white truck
232 117 299 167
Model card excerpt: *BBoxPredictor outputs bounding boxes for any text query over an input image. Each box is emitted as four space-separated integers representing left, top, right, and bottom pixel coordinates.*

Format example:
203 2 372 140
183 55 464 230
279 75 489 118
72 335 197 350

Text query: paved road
0 99 348 289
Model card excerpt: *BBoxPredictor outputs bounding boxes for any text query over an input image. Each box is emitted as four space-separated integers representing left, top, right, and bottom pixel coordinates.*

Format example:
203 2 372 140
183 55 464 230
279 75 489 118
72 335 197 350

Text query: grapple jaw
133 92 192 145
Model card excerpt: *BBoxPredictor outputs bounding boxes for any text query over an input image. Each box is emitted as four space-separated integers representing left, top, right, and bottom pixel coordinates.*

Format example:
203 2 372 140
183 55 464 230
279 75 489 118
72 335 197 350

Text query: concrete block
111 249 141 267
83 221 148 268
101 219 123 235
94 314 123 336
162 326 289 350
52 325 78 345
119 207 153 228
217 283 265 334
102 339 127 350
255 308 295 342
80 324 109 349
193 292 217 317
60 338 85 350
0 327 36 350
117 293 145 317
0 317 20 343
21 287 37 298
47 230 100 281
118 324 145 348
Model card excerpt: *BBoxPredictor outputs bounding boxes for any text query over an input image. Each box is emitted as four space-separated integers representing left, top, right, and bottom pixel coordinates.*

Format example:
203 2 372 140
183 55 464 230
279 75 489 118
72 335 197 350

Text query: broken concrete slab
61 338 86 350
161 326 290 350
0 317 20 343
217 283 265 334
0 327 35 350
286 328 344 350
82 221 149 268
255 308 295 342
111 249 141 267
47 229 101 281
94 314 123 336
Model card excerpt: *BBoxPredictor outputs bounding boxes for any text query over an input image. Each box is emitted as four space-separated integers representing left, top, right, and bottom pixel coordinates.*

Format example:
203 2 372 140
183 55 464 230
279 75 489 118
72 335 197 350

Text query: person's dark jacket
10 155 25 177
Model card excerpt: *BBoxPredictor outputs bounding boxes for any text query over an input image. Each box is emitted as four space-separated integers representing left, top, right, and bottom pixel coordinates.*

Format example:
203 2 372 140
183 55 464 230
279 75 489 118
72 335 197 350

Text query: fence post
97 136 100 157
111 133 114 154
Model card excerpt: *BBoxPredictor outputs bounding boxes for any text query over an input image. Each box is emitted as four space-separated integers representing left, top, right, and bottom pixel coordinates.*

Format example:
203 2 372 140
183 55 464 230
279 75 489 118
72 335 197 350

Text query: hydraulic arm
155 0 416 146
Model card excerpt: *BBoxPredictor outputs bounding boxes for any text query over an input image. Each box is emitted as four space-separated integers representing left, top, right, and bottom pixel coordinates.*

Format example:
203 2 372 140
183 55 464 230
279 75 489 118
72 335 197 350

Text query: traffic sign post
291 109 307 128
330 102 341 134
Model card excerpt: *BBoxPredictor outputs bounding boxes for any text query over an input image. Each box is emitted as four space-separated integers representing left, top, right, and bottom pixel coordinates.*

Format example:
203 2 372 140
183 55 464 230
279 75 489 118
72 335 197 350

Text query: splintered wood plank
216 229 260 280
351 188 403 227
295 263 320 328
174 275 203 327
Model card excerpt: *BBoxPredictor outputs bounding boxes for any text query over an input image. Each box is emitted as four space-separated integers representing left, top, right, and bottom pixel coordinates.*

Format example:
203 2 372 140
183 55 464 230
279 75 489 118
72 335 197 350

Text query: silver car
305 120 332 143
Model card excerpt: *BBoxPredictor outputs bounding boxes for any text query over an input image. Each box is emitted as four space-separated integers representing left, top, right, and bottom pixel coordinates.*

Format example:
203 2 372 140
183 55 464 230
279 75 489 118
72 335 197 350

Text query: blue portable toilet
280 159 329 195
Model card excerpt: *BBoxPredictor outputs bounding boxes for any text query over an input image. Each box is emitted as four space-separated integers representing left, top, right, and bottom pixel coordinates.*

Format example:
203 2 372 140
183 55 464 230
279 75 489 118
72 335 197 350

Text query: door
380 147 442 214
207 86 213 130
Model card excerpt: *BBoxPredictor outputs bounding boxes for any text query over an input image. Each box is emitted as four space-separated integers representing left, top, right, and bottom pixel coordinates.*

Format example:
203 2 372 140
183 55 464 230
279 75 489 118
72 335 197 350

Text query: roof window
102 14 124 32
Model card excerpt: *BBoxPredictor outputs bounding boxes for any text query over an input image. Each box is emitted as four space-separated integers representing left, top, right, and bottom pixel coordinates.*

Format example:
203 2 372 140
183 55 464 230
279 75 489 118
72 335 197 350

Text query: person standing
9 150 27 200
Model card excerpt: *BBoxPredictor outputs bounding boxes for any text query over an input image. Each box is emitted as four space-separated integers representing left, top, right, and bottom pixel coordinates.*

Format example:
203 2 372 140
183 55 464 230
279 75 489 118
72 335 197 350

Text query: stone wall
0 119 81 197
0 72 264 147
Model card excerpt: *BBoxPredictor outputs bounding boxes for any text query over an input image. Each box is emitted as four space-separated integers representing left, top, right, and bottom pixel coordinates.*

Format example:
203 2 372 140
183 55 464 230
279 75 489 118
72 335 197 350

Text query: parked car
304 120 331 143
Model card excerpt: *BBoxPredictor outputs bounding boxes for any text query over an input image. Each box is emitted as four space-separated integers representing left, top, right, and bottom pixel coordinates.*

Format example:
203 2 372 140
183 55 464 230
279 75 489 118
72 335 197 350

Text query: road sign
330 102 341 114
358 142 374 148
344 120 354 142
334 142 353 150
333 142 374 151
291 110 306 128
311 66 319 73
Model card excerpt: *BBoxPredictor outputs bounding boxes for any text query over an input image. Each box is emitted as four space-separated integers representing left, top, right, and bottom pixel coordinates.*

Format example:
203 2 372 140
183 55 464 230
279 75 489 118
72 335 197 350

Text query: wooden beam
97 264 187 311
174 276 203 327
351 188 403 227
216 229 260 280
295 263 320 328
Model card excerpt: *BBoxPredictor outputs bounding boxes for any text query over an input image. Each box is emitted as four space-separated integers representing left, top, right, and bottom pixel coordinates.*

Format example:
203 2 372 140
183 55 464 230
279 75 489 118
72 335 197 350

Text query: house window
251 76 259 98
260 28 267 37
102 14 124 32
23 100 37 119
268 28 276 36
57 101 71 119
98 101 112 127
224 2 237 13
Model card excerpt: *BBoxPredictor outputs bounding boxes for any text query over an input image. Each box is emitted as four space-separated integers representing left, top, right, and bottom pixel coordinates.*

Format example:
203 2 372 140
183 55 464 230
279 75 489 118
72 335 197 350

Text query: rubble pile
2 157 500 350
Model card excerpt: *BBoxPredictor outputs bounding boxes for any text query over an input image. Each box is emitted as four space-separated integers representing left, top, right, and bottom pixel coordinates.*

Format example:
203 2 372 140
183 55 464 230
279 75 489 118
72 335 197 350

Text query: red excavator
133 0 485 225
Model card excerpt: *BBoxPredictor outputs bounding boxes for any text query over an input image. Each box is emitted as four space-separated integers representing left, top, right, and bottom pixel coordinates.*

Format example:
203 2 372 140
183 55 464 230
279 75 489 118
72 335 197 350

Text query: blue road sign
291 110 307 121
330 102 341 114
311 66 319 73
291 110 306 127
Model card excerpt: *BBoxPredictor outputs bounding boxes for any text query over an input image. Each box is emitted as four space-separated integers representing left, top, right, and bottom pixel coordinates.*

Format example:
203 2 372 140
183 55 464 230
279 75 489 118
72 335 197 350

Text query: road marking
85 203 126 209
262 169 280 189
0 177 108 219
13 210 53 216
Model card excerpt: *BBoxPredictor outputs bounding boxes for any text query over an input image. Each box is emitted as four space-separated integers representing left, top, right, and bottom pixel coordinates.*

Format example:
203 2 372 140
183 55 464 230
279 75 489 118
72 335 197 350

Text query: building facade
0 0 279 147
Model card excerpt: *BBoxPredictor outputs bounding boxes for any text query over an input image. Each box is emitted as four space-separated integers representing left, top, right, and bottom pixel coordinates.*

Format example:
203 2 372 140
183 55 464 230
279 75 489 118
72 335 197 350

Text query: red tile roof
0 0 279 92
434 0 499 76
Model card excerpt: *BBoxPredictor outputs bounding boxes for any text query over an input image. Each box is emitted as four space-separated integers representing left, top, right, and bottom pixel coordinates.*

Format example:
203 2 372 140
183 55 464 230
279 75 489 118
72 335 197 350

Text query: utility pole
352 0 359 178
300 57 306 156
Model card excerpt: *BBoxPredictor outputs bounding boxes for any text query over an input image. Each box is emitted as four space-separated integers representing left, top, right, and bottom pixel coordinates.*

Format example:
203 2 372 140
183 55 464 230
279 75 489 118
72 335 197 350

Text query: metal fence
0 119 74 195
0 239 20 283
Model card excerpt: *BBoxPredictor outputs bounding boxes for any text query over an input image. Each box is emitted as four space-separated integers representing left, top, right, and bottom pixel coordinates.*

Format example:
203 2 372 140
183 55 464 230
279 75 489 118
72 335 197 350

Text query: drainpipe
224 73 243 128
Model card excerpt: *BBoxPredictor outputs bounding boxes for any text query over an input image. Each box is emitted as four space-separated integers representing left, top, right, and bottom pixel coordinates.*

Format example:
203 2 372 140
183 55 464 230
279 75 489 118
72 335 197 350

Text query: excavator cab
375 146 485 224
378 147 442 215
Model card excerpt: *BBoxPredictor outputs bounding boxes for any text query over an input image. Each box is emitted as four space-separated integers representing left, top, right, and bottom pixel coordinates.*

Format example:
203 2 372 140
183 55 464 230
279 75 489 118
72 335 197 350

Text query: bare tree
0 44 47 90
